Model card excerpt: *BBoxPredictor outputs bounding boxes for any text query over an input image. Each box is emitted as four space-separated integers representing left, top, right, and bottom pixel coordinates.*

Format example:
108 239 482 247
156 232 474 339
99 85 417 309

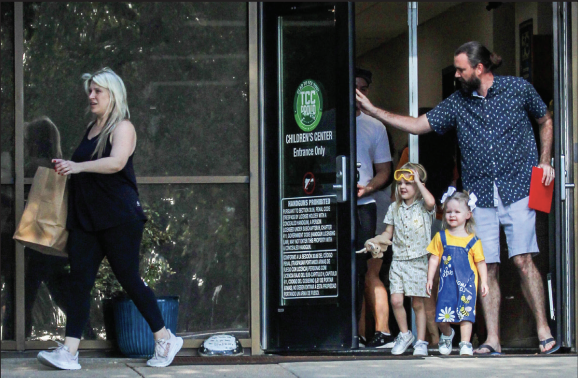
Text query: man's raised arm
356 89 432 135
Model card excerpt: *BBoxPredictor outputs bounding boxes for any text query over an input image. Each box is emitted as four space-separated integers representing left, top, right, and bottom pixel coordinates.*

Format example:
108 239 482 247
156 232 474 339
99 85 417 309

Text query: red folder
528 167 554 213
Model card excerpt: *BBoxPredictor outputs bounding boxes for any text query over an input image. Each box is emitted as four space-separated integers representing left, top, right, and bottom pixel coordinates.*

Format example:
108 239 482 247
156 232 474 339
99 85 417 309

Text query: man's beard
458 75 481 96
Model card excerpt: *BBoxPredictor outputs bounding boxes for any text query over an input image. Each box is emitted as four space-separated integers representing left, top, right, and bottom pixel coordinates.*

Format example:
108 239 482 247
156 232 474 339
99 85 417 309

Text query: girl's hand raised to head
412 169 422 184
414 170 436 211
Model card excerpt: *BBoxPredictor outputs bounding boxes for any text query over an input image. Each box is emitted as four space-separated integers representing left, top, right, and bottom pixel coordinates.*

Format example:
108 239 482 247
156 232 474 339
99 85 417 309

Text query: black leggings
65 220 165 338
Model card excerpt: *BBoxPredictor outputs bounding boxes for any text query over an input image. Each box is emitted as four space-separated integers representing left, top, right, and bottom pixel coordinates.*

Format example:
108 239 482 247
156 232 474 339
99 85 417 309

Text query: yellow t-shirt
427 230 485 289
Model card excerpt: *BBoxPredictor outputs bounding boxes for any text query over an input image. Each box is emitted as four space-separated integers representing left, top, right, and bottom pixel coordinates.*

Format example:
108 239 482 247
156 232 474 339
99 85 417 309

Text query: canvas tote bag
13 166 69 257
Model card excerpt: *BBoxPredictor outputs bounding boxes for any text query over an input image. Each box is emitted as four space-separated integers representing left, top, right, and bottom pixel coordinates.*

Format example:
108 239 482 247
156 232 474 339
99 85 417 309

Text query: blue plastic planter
113 296 179 358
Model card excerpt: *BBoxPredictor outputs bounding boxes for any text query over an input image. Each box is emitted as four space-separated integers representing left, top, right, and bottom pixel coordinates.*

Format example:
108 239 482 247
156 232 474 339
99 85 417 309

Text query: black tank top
67 123 147 231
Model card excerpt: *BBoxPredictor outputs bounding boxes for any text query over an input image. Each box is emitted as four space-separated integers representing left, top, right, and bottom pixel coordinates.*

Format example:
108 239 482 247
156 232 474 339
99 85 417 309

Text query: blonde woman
37 68 182 370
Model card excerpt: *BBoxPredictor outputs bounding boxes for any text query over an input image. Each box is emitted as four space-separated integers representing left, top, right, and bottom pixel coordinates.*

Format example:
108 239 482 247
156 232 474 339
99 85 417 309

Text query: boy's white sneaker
147 329 184 367
412 339 429 356
391 331 415 355
37 341 81 370
438 328 455 355
459 341 474 356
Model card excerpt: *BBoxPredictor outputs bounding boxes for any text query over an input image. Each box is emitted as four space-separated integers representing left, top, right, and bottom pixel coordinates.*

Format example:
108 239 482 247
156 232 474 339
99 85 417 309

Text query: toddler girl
426 187 489 356
364 162 435 356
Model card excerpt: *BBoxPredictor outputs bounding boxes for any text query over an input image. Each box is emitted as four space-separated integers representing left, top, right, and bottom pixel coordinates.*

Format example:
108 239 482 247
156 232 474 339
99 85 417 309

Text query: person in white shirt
355 68 394 348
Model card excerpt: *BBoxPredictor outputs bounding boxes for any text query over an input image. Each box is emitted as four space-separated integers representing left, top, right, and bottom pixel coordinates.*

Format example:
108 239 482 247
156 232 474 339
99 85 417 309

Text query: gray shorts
389 255 429 298
473 192 538 264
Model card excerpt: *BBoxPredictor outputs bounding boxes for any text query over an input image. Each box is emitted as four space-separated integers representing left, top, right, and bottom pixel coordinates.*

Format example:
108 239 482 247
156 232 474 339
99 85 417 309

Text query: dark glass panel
1 185 15 340
1 2 15 182
136 184 250 334
1 2 15 341
22 2 249 177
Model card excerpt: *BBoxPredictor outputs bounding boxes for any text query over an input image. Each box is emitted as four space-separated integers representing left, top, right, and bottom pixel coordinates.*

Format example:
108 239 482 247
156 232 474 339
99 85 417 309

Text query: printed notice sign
280 77 337 305
281 195 337 299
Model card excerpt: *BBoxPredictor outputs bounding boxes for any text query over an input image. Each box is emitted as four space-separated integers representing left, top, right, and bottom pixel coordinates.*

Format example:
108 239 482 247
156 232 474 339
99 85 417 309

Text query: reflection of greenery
93 206 175 299
1 4 15 340
22 2 249 176
1 3 15 170
13 2 251 339
139 185 250 332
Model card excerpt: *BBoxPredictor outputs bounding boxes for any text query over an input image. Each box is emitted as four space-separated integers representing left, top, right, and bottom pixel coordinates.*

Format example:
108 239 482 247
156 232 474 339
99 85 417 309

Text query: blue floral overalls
436 230 478 323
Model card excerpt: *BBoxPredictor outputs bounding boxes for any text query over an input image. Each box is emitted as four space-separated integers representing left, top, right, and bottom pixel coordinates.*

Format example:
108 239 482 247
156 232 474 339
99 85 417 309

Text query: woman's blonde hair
394 162 428 207
82 67 130 159
441 190 476 234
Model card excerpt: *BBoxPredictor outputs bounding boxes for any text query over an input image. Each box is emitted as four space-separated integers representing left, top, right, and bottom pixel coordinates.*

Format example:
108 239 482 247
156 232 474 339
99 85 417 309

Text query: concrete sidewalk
2 354 577 378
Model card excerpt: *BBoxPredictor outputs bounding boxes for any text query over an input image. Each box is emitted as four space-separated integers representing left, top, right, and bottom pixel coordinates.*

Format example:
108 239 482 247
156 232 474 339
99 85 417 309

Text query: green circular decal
293 79 323 132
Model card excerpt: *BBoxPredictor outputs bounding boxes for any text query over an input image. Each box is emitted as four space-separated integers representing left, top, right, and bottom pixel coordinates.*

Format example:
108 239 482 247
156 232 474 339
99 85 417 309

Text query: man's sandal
473 344 501 356
539 338 560 354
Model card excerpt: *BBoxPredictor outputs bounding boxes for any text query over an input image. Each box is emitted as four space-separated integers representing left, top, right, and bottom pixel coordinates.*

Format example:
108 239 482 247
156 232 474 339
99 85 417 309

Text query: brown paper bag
13 166 69 257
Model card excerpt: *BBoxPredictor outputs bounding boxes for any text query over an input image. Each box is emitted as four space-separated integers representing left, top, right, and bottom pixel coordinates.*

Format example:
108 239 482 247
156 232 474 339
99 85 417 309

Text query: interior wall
515 2 537 78
356 32 409 162
536 2 553 36
357 2 553 164
356 1 493 162
493 2 516 77
415 1 493 109
514 2 553 77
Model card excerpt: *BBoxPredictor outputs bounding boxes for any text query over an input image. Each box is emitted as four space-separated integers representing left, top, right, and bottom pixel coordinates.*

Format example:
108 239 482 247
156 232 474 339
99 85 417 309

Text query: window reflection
1 2 15 341
138 184 250 336
22 2 249 177
19 2 251 341
1 186 15 341
22 117 71 341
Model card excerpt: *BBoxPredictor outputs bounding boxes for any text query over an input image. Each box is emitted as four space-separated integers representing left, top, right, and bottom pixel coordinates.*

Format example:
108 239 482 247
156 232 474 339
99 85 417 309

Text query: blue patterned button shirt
426 76 548 208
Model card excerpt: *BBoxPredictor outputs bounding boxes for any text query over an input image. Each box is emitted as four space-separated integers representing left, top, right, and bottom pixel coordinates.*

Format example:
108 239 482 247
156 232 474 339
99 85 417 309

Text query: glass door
553 1 575 350
260 2 357 351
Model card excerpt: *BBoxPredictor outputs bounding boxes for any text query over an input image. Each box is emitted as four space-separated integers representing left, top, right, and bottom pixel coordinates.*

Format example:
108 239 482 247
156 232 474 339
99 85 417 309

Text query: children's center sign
280 78 338 303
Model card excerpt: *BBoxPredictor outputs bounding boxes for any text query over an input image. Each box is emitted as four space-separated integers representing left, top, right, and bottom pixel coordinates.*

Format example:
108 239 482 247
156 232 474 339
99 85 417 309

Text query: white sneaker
413 339 429 356
37 341 81 370
438 328 455 355
459 341 473 356
147 329 184 367
391 331 415 355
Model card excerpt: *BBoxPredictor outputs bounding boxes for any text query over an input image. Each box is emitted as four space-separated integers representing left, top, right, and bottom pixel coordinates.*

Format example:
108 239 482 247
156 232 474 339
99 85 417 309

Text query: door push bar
560 155 575 201
333 155 347 203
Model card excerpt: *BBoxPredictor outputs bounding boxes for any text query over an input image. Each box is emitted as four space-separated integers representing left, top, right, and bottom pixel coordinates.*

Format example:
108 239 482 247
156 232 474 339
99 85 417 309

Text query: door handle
333 155 347 202
560 155 575 201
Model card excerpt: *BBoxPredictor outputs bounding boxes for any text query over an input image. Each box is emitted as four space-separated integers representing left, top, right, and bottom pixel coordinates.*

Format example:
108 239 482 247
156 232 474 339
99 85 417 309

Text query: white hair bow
440 186 456 204
468 192 478 211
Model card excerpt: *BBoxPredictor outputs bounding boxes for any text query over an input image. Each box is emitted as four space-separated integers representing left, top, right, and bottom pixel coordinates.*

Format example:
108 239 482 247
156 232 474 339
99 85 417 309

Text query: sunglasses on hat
394 169 415 182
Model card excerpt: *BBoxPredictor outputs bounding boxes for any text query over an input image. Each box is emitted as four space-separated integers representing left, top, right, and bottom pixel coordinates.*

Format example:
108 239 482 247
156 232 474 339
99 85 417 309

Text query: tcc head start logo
294 79 323 132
